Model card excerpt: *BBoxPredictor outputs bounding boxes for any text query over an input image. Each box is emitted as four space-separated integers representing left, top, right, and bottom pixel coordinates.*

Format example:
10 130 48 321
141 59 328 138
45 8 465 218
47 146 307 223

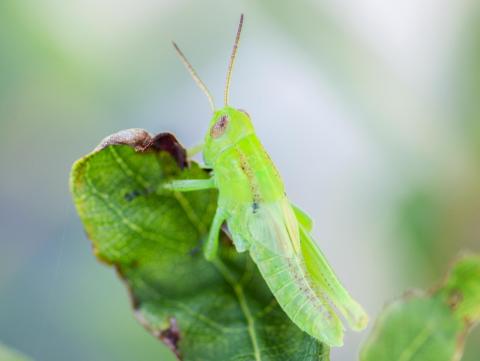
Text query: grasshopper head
172 15 248 166
203 106 254 166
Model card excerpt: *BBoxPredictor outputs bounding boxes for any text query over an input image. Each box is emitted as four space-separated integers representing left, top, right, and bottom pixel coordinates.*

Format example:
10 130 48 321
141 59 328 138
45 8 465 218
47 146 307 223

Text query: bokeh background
1 1 479 360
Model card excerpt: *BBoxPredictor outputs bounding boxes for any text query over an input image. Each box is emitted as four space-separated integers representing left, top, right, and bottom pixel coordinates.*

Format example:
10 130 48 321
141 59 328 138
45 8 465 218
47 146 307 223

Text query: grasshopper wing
246 199 300 257
245 198 345 346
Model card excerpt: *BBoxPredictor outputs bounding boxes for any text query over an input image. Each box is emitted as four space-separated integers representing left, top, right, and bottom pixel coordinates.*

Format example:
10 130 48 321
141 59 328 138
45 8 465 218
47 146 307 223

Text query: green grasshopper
166 15 368 347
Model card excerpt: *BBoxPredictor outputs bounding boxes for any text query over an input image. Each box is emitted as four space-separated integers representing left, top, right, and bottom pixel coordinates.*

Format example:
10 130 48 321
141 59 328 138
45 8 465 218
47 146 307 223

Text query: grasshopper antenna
172 41 216 111
224 14 244 106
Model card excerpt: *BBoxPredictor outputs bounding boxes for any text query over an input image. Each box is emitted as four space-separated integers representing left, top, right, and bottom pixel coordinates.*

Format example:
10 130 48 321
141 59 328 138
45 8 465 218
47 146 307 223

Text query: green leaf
70 129 329 361
0 343 32 361
360 253 480 361
440 254 480 323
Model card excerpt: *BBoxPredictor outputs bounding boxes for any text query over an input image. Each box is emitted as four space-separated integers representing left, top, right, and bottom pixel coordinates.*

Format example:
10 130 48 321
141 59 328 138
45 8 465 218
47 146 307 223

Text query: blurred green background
1 1 479 360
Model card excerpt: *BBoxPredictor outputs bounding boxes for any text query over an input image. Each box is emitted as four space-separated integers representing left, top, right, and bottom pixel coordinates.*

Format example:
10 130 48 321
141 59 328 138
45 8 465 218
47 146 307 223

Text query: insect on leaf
70 129 330 361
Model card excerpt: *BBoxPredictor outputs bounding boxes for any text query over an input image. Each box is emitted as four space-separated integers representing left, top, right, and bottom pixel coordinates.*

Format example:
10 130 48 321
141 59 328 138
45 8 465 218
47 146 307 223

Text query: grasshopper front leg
164 177 215 192
163 176 224 261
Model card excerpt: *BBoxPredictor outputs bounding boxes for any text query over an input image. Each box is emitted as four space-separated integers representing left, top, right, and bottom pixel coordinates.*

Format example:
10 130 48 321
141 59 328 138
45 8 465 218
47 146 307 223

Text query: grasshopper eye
210 115 229 138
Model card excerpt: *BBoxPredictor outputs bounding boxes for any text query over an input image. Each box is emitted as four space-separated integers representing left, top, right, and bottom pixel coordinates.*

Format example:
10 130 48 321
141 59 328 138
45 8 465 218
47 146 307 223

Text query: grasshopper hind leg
296 219 369 331
291 203 313 232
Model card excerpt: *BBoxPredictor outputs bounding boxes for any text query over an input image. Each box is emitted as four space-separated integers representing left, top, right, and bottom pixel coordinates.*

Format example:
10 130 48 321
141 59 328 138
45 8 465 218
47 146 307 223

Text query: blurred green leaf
0 343 31 361
439 254 480 323
396 189 445 281
360 254 480 361
70 129 328 361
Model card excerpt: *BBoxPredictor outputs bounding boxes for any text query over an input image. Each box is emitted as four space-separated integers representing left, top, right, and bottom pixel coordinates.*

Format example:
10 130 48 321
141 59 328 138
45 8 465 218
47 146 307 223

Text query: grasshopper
166 14 368 346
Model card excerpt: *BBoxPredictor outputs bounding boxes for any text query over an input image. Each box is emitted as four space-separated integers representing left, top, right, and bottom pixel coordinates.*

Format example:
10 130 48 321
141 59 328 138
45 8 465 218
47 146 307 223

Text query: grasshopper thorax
203 106 254 166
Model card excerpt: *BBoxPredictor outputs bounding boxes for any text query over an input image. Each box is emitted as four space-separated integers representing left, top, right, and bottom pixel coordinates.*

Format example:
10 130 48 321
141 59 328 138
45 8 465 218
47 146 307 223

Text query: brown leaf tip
94 129 188 169
147 133 188 169
95 128 153 152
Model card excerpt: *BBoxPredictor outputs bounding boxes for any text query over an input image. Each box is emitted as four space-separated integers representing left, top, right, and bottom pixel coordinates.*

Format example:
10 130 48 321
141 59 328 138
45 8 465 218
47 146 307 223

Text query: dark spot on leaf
124 189 142 201
124 187 154 202
159 318 181 359
188 245 201 257
252 201 259 213
147 133 188 169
